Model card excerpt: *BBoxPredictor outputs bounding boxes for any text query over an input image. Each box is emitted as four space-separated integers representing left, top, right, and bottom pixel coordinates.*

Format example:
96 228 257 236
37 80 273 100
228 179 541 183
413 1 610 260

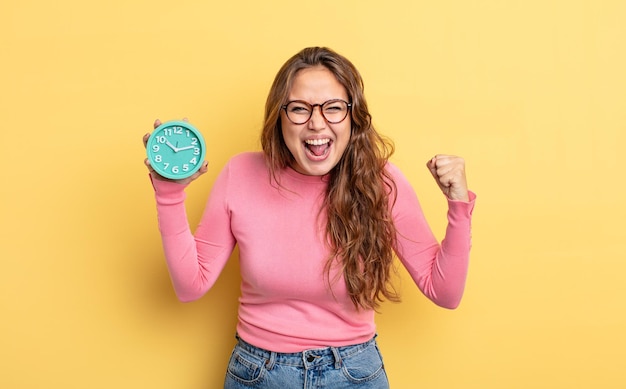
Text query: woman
144 47 475 388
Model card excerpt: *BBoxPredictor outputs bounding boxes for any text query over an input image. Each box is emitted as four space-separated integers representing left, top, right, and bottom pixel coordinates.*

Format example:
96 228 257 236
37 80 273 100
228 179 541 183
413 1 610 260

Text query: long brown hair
260 47 399 310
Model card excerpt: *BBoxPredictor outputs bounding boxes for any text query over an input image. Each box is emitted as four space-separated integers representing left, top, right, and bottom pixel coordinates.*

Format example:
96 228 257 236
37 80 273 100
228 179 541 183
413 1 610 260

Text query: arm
390 160 475 309
144 119 234 302
150 173 236 302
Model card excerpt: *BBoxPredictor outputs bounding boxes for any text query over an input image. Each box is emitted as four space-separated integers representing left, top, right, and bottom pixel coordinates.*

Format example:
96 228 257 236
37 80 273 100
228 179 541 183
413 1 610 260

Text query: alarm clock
146 120 207 180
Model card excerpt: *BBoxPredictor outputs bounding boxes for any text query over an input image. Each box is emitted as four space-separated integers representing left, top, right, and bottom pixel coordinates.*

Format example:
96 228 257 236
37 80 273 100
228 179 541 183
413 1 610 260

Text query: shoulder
224 151 267 174
217 151 269 187
384 161 419 202
227 151 265 167
384 161 411 186
384 161 402 176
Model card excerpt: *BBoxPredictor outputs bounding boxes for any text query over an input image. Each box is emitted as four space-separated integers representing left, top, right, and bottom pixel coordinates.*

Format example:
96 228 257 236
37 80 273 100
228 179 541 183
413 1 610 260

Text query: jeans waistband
234 334 378 370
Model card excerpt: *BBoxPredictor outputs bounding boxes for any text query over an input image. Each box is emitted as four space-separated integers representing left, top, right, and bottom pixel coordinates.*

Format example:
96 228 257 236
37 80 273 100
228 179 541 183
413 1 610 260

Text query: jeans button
306 355 315 362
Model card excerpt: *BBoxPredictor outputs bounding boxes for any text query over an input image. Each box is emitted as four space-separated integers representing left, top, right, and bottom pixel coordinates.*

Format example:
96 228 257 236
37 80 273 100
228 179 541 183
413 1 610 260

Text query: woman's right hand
143 119 209 186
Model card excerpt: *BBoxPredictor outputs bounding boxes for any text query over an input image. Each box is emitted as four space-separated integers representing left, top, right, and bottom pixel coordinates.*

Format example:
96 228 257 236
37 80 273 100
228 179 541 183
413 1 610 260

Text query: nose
307 105 326 130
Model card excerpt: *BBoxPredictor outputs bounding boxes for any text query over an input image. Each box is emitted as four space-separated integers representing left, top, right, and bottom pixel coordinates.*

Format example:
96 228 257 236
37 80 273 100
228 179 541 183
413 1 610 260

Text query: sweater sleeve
150 165 236 302
389 165 475 309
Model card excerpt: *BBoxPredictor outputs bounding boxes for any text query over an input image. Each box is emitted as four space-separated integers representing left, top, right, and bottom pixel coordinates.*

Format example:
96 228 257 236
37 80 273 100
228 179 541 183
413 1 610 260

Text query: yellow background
1 0 625 388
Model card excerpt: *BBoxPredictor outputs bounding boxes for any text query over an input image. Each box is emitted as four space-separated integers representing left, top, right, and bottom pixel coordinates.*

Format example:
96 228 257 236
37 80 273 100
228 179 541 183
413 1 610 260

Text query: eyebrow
285 98 348 104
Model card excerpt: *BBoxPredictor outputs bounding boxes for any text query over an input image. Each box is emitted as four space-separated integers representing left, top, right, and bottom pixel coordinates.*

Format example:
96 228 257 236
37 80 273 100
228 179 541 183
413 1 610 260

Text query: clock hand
165 140 179 152
177 145 196 151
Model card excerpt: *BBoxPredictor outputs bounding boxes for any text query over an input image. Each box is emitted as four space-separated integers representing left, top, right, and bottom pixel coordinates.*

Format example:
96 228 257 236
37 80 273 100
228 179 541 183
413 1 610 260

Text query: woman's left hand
426 155 470 201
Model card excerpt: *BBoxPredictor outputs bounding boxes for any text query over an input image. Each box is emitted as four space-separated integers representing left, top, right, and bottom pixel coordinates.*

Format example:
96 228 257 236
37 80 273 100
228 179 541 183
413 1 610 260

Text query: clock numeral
193 148 200 155
156 136 167 144
163 163 170 170
191 138 198 146
163 127 184 136
186 130 191 137
152 145 160 152
172 166 179 174
182 164 189 172
190 157 197 164
155 155 162 162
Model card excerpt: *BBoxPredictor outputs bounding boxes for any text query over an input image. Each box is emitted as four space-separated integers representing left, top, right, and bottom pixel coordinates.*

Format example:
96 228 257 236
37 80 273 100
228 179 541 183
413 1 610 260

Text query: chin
294 159 336 176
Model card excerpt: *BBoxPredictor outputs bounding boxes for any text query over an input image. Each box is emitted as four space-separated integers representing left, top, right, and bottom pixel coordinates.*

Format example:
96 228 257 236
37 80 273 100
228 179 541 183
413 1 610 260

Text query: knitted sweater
151 152 475 352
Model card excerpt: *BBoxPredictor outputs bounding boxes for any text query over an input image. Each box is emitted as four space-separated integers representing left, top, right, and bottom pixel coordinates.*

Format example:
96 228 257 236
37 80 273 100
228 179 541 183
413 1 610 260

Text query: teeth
305 139 330 146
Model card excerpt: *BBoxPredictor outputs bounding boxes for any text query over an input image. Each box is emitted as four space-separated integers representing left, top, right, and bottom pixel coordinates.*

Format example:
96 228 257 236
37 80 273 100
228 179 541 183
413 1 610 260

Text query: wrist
447 188 470 202
448 190 475 203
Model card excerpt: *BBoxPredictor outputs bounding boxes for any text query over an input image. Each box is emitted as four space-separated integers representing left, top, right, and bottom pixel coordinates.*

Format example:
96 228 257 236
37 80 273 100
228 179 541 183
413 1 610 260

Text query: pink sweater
151 152 475 352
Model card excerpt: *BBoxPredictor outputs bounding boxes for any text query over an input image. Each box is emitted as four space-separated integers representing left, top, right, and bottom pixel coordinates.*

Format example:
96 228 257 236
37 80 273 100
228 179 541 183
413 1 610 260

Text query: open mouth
304 138 332 159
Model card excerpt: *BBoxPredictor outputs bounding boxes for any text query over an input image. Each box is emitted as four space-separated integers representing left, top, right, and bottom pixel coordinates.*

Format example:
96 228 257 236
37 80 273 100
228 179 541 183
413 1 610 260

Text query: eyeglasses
281 99 352 125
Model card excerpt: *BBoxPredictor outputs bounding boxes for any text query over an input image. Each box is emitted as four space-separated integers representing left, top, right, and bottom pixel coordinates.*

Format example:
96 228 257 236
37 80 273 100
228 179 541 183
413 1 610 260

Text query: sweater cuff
440 190 476 257
149 174 188 205
447 190 476 221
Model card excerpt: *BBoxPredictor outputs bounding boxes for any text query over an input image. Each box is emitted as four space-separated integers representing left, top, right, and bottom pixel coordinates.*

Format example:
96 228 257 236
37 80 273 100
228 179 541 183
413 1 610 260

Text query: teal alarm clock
146 120 206 179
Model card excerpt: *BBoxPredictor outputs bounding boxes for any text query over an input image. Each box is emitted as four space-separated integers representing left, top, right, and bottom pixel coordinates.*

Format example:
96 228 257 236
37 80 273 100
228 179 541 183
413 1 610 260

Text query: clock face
146 121 206 179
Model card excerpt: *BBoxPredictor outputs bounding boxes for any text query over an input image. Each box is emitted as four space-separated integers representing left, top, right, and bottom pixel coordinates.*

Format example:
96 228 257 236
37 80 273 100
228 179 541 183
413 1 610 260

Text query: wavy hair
260 47 399 310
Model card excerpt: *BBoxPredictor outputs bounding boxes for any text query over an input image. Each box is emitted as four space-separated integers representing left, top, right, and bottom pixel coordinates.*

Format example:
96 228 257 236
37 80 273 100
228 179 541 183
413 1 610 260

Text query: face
281 66 351 176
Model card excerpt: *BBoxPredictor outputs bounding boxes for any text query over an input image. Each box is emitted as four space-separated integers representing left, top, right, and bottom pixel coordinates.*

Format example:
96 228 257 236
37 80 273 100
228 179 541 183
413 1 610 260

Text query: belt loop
265 351 277 371
331 347 342 369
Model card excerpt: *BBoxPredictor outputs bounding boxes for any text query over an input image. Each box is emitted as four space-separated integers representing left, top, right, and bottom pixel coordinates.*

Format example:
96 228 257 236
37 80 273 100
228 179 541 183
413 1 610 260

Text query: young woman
143 47 475 388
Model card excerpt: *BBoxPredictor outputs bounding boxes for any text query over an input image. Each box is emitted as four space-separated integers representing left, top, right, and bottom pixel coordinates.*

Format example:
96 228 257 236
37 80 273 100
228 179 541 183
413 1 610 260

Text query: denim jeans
223 335 389 388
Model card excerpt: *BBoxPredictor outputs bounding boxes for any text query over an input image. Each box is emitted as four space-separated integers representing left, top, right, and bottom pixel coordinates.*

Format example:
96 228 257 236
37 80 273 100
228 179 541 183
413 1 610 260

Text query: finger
435 155 464 168
427 156 452 178
433 155 464 173
435 164 455 179
427 155 454 170
431 155 454 168
195 161 209 177
144 159 171 183
153 119 161 129
426 156 438 176
144 158 155 173
142 133 151 148
182 117 189 122
436 172 454 188
184 161 209 183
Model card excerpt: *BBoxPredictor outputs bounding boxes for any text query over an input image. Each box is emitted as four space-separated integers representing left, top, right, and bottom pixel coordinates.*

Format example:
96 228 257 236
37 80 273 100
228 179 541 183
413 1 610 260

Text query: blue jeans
223 335 390 388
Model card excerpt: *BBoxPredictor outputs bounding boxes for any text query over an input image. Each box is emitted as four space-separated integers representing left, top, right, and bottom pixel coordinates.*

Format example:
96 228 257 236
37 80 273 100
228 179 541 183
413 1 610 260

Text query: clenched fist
426 155 470 202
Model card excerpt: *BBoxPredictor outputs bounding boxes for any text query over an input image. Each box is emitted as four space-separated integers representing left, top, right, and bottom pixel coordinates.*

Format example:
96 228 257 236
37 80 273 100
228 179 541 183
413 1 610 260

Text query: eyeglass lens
284 100 350 124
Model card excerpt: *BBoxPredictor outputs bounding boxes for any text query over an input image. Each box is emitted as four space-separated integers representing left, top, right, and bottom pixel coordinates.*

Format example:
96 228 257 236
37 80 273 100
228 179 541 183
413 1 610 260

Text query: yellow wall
1 0 625 388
